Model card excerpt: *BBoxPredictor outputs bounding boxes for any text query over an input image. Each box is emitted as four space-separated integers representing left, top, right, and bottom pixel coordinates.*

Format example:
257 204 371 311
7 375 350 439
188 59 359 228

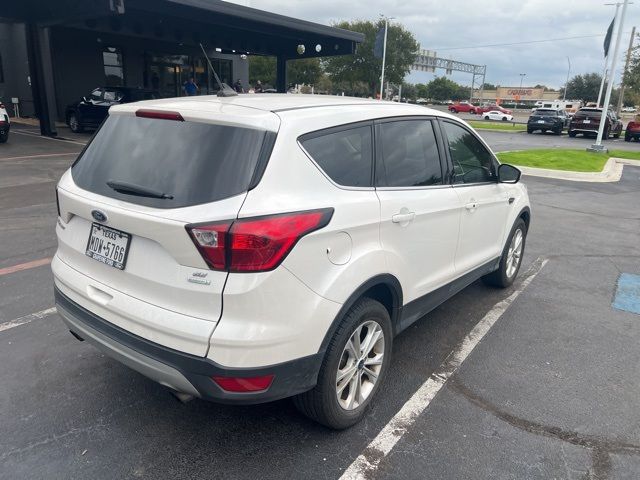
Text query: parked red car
568 108 622 139
476 104 512 115
448 102 477 114
625 118 640 141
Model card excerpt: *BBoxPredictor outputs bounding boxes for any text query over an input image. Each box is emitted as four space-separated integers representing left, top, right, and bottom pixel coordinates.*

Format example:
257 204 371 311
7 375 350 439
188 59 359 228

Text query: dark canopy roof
0 0 363 59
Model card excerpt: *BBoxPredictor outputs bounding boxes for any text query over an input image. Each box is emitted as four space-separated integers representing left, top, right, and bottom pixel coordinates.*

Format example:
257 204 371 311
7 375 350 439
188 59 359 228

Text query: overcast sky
230 0 640 90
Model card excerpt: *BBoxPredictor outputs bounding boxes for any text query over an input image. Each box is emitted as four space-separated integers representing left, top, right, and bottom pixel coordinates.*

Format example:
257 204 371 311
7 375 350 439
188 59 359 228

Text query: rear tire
293 298 392 430
485 115 490 120
568 130 576 138
0 131 7 143
625 133 631 142
482 218 527 288
450 108 458 114
502 117 508 122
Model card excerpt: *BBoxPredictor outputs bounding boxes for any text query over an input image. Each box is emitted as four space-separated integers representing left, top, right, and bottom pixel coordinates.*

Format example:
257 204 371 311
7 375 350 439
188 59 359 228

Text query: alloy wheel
506 228 523 278
335 320 385 411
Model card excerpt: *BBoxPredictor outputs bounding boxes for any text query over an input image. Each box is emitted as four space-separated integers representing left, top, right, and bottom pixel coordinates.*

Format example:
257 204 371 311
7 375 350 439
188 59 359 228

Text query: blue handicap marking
612 273 640 315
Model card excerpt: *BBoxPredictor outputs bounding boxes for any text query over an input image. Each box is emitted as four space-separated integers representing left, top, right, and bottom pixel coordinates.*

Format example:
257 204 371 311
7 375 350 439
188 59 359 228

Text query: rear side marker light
212 375 274 393
186 208 333 273
135 109 184 121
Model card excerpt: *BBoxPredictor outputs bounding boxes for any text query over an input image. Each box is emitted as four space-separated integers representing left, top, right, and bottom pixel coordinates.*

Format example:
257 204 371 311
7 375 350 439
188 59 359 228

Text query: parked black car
527 108 568 135
65 87 159 133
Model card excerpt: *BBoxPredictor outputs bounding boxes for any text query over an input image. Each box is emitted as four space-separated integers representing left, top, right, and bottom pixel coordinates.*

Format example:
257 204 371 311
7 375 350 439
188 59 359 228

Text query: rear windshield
534 109 558 116
72 114 267 208
575 109 601 117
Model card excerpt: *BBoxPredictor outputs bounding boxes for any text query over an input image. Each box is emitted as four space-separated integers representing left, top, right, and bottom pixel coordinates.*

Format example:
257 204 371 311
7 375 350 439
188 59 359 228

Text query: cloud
229 0 640 89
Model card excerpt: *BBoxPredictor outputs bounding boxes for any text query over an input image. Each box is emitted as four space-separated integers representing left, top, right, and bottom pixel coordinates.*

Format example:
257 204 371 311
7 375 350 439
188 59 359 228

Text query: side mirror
498 163 521 183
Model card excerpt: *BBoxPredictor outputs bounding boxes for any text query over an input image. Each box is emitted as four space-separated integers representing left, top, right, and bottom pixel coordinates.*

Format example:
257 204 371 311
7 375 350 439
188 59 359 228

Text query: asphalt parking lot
1 127 640 480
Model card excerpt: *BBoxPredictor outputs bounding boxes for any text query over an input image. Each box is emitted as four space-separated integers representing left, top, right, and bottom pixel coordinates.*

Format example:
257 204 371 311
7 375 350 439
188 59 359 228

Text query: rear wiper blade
106 180 174 199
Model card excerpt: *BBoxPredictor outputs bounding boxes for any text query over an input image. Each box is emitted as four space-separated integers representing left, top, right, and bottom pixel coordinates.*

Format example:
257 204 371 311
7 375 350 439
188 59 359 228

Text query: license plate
85 223 131 270
583 120 591 124
537 120 545 123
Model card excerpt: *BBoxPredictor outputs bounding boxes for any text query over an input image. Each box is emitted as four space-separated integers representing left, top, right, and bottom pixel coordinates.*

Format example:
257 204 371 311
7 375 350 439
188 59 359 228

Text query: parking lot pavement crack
449 378 640 478
536 202 640 220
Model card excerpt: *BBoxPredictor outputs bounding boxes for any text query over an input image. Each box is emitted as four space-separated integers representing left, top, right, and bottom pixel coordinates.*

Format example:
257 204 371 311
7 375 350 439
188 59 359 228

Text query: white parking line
11 129 88 146
0 307 57 333
0 152 79 162
340 257 549 480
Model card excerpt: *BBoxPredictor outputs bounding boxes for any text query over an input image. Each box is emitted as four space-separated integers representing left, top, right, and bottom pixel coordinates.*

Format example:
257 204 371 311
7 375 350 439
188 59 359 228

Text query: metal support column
25 23 58 136
276 55 287 93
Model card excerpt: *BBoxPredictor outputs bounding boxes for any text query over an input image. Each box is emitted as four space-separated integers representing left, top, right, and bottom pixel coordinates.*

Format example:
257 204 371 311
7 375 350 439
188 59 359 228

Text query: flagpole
598 3 621 107
591 0 630 152
380 16 389 101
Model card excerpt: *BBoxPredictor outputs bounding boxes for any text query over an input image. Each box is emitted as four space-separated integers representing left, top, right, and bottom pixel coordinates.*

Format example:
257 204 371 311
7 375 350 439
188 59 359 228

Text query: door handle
464 202 478 211
392 212 415 224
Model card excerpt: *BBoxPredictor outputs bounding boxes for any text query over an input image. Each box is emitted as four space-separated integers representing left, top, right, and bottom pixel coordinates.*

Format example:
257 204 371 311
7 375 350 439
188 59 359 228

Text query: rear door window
375 119 443 187
72 114 268 208
300 124 373 187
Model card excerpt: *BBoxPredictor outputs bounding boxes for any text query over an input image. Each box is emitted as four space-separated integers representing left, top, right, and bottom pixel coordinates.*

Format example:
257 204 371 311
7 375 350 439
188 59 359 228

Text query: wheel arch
518 206 531 230
317 274 403 355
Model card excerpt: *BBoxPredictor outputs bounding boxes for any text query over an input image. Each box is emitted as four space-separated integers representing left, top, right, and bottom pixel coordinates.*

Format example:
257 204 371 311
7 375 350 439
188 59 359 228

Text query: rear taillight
212 375 274 393
187 209 333 273
55 187 61 217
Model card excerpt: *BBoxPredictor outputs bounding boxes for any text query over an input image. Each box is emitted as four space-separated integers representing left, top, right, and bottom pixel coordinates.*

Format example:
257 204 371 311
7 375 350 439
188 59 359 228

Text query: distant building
472 87 561 104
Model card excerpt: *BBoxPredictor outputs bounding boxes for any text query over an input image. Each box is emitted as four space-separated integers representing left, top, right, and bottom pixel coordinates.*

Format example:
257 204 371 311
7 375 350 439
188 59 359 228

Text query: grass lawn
495 148 640 172
468 121 526 132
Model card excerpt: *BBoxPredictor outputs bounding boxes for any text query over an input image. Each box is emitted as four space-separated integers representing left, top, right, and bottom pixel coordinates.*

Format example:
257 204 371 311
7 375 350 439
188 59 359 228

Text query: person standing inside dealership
183 77 199 96
234 79 244 93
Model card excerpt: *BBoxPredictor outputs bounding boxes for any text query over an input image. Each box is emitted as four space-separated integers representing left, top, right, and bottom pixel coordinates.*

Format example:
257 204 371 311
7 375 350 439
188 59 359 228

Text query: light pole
563 57 571 101
379 15 395 101
517 73 526 110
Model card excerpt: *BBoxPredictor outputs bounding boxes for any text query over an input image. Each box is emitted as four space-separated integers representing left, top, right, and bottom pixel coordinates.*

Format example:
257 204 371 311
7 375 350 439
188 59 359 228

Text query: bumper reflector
212 374 274 393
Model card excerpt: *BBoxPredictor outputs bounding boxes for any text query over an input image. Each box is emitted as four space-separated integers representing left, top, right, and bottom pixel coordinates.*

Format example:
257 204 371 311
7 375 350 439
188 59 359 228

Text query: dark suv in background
66 87 159 133
568 107 622 139
527 108 569 135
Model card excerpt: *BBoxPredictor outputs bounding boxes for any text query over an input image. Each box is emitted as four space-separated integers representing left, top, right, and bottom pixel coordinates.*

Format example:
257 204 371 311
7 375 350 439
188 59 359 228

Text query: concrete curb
519 157 640 183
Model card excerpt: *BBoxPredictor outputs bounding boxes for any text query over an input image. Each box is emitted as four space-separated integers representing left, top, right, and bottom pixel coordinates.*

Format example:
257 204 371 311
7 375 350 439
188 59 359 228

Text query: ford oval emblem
91 210 108 223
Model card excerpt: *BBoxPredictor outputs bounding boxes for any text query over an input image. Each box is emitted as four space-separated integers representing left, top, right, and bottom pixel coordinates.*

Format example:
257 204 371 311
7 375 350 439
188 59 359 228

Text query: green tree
415 83 429 99
249 56 276 87
559 73 602 102
249 56 324 89
323 20 419 97
401 82 417 101
427 77 466 101
482 82 497 90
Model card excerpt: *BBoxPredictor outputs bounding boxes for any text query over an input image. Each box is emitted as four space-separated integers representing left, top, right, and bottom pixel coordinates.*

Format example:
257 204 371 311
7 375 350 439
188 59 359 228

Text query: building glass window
0 52 4 83
103 47 124 86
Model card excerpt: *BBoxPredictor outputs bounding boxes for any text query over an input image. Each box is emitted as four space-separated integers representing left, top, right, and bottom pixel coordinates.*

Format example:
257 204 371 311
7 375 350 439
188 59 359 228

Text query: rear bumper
54 286 322 404
528 122 560 129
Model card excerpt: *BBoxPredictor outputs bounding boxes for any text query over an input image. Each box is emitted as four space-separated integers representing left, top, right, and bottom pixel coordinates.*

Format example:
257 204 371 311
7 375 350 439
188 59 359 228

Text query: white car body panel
52 94 530 392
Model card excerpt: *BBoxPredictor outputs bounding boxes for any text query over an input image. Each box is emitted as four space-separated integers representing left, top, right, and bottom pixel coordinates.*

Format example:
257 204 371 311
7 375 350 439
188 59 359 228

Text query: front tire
293 298 392 429
502 116 508 122
485 115 490 120
568 130 576 138
68 113 84 133
482 218 527 288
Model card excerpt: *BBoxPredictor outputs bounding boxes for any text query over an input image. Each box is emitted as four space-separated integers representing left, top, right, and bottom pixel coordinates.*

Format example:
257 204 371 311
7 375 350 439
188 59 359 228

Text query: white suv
53 95 530 429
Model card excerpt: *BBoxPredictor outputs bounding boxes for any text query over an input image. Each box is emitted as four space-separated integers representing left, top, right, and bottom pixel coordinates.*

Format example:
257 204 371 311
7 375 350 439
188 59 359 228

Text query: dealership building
0 0 363 136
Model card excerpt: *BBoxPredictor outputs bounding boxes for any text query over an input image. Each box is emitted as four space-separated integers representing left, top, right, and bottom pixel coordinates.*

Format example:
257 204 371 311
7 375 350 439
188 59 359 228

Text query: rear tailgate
54 106 279 356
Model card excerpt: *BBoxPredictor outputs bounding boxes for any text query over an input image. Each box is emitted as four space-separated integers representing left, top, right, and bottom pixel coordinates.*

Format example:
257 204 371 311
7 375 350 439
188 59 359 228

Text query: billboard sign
496 87 544 100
